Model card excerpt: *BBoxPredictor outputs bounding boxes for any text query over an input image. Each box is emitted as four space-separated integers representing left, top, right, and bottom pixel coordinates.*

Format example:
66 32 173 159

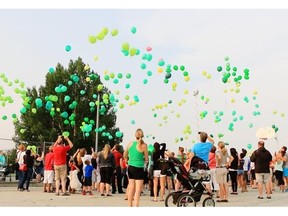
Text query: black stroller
164 156 215 207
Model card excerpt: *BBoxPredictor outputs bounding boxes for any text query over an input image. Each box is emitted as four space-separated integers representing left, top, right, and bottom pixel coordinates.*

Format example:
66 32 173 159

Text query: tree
14 57 123 153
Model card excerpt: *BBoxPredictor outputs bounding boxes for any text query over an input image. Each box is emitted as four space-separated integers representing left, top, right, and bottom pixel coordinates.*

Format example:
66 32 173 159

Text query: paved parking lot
0 182 287 208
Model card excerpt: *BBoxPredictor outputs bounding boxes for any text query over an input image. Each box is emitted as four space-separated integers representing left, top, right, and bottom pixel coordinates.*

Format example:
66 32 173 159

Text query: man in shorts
43 146 54 193
53 135 73 196
250 140 272 199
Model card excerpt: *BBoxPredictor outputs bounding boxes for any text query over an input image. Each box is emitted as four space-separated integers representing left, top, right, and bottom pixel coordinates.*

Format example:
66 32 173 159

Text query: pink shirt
208 152 216 169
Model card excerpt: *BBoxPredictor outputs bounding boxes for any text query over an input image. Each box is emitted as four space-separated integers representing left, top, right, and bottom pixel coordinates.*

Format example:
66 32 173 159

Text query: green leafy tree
14 57 123 153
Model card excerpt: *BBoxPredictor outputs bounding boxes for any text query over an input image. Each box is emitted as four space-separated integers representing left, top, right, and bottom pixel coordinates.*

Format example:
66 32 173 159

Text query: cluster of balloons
272 124 279 133
200 110 208 119
88 27 119 44
218 57 251 85
182 125 192 135
7 25 283 150
213 111 224 123
0 73 28 124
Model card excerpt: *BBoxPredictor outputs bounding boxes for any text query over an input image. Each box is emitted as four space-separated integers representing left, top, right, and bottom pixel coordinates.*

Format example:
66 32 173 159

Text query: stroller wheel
202 197 215 207
164 192 175 207
177 194 196 207
164 191 183 207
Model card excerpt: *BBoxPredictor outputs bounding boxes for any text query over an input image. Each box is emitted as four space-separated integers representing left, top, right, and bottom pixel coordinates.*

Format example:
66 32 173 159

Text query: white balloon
193 89 199 96
256 127 276 140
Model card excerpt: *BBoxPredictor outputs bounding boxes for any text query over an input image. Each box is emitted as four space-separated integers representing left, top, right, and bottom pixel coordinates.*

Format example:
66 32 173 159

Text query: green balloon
140 63 146 70
222 76 228 83
64 95 71 102
131 26 137 34
65 45 71 52
111 29 119 36
129 48 137 56
217 66 222 72
126 73 132 79
61 112 68 118
115 131 123 138
49 67 55 73
122 42 130 51
158 59 165 66
183 71 189 77
63 131 70 137
117 73 123 79
88 35 97 44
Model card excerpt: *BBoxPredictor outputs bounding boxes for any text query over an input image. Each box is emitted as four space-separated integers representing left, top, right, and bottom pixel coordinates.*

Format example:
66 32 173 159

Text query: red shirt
44 152 54 171
113 150 123 166
69 163 77 171
53 145 71 166
208 152 216 169
121 158 127 169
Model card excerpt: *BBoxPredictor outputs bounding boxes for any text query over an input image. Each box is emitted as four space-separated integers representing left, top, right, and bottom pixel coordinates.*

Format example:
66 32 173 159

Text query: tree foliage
14 57 123 153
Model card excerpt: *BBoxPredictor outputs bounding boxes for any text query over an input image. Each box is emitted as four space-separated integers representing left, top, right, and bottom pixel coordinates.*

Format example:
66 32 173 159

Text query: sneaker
82 191 86 195
285 188 288 192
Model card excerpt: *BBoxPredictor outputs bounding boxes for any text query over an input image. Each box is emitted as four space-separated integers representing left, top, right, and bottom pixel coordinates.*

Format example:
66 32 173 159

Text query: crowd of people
12 129 288 207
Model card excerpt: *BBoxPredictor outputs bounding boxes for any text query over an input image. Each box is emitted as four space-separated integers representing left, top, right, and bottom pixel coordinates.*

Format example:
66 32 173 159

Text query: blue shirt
0 155 6 166
191 142 213 163
84 164 94 178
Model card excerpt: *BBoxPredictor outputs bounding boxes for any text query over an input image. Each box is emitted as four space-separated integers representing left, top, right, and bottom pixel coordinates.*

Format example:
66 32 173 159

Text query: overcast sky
1 3 288 155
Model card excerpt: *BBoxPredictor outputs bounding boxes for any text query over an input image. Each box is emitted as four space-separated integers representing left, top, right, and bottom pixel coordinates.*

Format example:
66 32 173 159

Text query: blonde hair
92 152 97 158
103 144 111 159
18 144 26 151
218 141 227 155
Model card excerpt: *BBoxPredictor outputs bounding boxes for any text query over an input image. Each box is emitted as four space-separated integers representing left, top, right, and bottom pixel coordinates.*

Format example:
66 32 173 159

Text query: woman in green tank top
124 128 148 207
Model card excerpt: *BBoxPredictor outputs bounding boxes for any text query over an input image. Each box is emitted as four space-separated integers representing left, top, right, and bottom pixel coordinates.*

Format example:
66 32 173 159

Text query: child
68 159 82 194
83 159 94 195
91 152 98 191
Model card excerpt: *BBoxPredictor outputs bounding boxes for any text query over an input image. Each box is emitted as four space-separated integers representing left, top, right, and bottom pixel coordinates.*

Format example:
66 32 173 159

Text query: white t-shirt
243 155 250 171
81 154 92 175
17 151 26 165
